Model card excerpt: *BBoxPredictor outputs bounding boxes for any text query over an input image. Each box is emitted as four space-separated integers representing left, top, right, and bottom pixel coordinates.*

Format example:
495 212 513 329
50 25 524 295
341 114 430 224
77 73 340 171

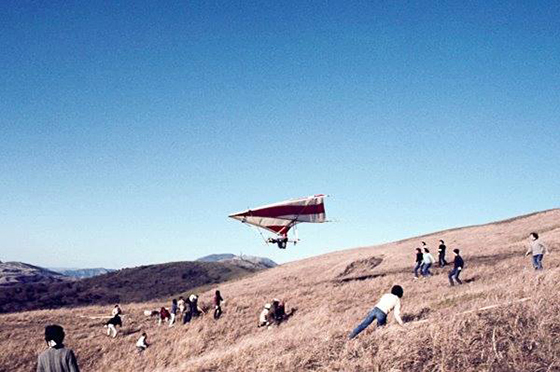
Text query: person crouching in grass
348 285 405 339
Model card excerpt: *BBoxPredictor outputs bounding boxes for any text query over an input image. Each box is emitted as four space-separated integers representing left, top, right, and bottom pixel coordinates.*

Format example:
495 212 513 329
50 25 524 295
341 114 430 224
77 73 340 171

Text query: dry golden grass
1 209 559 372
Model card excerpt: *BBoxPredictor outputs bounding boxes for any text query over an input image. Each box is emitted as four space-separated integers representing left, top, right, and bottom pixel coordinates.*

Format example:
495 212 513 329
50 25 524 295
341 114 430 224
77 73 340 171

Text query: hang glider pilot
268 235 289 249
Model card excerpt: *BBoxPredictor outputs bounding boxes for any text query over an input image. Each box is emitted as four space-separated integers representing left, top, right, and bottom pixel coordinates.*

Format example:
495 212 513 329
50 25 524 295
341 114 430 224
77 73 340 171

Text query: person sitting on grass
448 248 464 286
348 285 405 339
37 324 80 372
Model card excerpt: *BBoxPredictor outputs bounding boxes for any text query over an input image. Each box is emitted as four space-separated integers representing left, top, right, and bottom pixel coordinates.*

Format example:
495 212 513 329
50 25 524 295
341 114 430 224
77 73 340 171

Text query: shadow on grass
402 307 431 322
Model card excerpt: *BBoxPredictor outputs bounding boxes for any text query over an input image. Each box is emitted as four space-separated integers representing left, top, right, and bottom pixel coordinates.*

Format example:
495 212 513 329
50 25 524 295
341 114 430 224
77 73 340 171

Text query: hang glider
229 195 327 249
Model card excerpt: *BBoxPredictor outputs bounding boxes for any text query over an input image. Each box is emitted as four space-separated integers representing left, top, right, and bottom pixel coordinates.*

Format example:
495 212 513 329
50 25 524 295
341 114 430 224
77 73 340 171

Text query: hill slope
49 267 116 279
0 208 559 372
197 253 278 269
0 261 71 287
0 260 265 313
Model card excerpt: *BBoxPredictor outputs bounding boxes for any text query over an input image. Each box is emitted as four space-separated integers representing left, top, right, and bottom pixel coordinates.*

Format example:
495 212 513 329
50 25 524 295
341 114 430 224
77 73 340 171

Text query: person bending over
348 285 405 339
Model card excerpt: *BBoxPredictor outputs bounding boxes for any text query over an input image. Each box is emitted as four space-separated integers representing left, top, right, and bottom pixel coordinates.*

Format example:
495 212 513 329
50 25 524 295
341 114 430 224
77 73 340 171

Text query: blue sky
1 1 559 268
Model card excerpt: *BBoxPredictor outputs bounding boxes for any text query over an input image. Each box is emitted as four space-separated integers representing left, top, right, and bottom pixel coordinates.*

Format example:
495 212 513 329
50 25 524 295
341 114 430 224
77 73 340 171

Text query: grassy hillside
0 209 559 372
0 261 263 314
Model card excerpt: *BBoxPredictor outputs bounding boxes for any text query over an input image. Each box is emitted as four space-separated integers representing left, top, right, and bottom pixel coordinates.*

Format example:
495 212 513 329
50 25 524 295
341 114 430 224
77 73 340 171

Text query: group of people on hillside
258 298 292 328
36 232 553 371
348 232 552 340
159 290 224 326
414 240 464 286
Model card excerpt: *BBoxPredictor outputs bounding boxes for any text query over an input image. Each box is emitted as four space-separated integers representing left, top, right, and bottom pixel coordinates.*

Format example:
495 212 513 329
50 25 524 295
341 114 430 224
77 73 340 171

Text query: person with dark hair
213 290 224 320
111 304 122 317
169 299 178 327
37 325 80 372
189 294 206 319
182 297 192 324
413 248 423 278
105 314 122 337
421 248 435 277
448 249 464 286
438 240 448 267
525 232 549 270
136 332 149 353
348 285 405 339
158 307 170 326
178 296 186 315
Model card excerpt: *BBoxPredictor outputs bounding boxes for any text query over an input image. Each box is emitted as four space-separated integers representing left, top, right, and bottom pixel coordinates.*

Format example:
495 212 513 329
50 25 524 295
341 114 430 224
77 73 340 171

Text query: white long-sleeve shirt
136 335 147 348
423 253 435 265
375 293 403 325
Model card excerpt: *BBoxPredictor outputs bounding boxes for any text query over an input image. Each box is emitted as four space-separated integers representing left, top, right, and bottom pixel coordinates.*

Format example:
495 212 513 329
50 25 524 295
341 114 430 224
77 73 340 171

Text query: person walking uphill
413 248 423 278
348 285 405 339
169 299 178 327
438 240 448 267
422 248 436 277
448 249 464 286
525 232 549 270
213 290 224 320
37 325 80 372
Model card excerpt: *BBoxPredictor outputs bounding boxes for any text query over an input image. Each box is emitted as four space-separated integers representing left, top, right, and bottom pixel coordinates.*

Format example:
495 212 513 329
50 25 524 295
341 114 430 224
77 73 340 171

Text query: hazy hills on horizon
0 254 278 313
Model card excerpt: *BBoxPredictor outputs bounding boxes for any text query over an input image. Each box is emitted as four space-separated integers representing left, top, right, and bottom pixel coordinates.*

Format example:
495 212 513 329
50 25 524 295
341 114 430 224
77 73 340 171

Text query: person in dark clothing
182 298 192 324
213 290 224 320
448 249 464 286
189 294 206 319
413 248 423 278
37 324 80 372
438 240 448 267
106 314 122 337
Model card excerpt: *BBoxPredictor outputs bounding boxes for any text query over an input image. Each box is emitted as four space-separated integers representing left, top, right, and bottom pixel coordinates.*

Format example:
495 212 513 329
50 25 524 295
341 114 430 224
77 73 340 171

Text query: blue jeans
349 307 387 339
414 262 422 277
448 268 462 285
422 263 432 276
532 254 543 270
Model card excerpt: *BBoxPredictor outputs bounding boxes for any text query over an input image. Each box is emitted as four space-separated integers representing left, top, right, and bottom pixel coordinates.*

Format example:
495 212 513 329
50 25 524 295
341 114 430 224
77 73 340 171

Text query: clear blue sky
1 1 559 268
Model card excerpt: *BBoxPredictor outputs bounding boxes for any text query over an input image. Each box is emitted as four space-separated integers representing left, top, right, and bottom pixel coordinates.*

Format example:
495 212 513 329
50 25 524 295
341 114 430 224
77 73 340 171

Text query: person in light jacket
525 232 549 270
348 285 405 339
421 248 436 277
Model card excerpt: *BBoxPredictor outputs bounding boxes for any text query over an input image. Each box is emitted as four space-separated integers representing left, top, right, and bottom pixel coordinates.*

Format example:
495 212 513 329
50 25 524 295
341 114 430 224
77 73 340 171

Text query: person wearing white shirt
422 248 436 277
348 285 404 339
136 332 148 353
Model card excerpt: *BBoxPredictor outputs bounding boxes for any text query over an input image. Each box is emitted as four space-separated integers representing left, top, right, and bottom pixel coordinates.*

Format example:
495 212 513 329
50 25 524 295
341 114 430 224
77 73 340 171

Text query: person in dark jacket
213 290 224 320
37 324 80 372
438 240 448 267
413 248 423 278
105 314 122 337
189 294 206 319
448 249 464 286
182 298 192 324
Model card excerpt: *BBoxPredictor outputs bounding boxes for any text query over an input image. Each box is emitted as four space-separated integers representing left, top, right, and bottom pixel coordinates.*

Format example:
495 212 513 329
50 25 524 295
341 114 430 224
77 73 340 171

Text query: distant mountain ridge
49 267 116 279
0 259 273 313
197 254 278 269
0 261 72 287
